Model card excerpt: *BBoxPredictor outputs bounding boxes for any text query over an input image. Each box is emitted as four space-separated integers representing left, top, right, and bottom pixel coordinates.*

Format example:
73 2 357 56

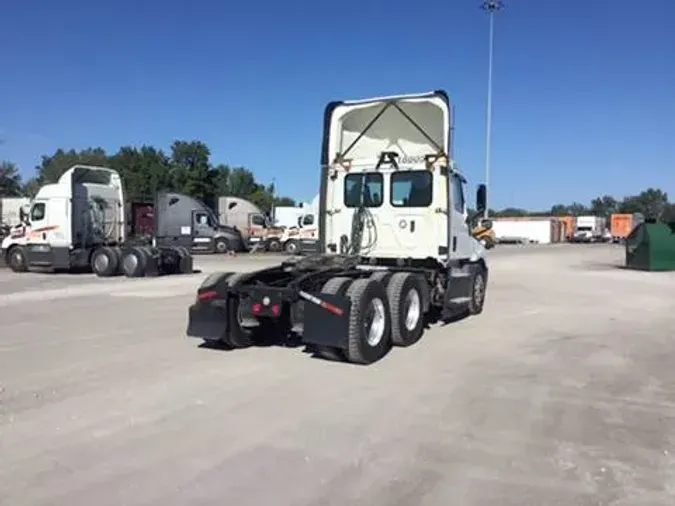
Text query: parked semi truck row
0 165 263 276
186 90 490 365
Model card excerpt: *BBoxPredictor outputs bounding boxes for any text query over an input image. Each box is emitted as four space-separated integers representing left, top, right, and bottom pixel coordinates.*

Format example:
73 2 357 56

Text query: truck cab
320 91 484 265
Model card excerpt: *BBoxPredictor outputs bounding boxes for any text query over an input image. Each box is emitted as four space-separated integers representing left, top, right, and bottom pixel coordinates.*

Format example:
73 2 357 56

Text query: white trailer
492 219 555 244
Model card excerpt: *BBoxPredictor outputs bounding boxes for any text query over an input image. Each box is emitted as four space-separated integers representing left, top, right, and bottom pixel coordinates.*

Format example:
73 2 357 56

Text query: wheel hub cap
363 297 386 346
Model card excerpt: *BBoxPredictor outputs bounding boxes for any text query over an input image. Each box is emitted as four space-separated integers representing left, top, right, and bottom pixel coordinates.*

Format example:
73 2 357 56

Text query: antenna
480 0 504 219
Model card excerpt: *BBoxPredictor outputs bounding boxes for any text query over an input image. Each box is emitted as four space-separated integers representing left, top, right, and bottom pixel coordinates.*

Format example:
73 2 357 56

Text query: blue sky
0 0 672 209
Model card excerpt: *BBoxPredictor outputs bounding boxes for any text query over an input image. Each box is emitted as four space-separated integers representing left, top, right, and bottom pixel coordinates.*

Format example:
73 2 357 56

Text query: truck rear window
344 173 383 208
391 171 433 207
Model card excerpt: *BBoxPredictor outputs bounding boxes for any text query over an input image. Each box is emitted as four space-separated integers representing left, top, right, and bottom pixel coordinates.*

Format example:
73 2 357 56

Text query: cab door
26 200 53 266
191 210 215 253
448 173 473 259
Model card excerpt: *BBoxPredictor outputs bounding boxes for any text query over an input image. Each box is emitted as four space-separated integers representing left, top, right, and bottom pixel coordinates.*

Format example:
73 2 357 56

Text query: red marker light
271 304 281 316
252 303 262 314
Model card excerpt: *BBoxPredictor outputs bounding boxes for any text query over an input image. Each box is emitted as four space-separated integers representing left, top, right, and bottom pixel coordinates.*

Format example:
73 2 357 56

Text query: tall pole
481 0 503 219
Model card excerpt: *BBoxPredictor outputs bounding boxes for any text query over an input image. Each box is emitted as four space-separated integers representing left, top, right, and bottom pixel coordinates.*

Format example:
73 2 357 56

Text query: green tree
35 147 109 184
169 140 214 205
0 161 23 196
110 146 173 202
618 188 668 219
590 195 618 218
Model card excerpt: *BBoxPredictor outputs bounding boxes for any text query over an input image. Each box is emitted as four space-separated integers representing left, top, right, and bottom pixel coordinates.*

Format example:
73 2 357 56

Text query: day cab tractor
186 91 490 365
1 165 193 277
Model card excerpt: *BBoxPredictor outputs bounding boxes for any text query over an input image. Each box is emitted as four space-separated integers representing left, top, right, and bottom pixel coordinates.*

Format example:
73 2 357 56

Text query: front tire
345 278 392 365
468 266 488 315
214 238 231 254
7 246 28 273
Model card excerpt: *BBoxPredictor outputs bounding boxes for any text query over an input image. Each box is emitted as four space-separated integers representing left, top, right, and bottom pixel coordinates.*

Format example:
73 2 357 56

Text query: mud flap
301 293 351 349
186 300 229 341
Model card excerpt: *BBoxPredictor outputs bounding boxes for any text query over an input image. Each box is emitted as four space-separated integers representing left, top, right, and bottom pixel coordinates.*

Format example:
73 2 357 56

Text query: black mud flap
186 301 229 341
301 293 351 350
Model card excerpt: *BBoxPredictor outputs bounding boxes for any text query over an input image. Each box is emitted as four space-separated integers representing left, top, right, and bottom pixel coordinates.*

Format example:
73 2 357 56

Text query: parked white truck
1 165 192 276
572 215 607 243
186 90 489 365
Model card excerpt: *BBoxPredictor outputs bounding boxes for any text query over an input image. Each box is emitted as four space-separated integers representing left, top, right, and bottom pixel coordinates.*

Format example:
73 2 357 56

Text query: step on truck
1 165 193 277
186 91 489 364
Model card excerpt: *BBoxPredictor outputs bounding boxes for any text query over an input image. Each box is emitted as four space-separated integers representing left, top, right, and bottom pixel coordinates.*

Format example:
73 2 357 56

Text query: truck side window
251 215 266 227
451 175 465 213
195 212 208 226
391 171 432 207
31 203 46 221
344 173 383 208
302 215 314 226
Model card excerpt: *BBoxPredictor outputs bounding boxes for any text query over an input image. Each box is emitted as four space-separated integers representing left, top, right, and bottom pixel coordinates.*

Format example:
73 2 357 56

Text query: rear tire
223 273 260 348
121 247 147 277
267 238 282 252
91 246 119 277
313 276 353 361
7 246 28 273
345 278 392 365
386 272 425 347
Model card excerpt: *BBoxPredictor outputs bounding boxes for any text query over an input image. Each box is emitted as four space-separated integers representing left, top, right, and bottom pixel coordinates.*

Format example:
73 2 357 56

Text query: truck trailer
186 91 490 365
1 165 194 277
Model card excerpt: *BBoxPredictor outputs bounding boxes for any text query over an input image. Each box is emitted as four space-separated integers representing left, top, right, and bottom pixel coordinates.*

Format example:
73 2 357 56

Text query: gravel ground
1 244 674 505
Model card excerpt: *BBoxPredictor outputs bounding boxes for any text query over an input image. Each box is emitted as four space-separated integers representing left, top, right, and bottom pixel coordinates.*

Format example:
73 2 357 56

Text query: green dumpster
625 221 675 271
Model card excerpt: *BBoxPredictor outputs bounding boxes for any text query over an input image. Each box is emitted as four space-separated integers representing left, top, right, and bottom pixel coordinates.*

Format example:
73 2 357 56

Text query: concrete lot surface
1 245 674 505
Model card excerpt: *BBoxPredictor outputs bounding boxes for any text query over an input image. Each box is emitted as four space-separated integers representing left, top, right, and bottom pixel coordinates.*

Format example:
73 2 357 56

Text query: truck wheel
284 240 299 254
345 278 392 365
468 265 488 315
121 247 147 277
214 238 231 254
386 272 425 347
313 276 353 361
224 273 258 348
7 246 28 273
267 238 282 252
91 247 119 277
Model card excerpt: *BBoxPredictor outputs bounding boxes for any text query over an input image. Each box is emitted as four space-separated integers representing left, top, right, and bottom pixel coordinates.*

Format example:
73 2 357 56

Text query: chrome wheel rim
94 253 109 272
404 289 421 331
363 297 386 346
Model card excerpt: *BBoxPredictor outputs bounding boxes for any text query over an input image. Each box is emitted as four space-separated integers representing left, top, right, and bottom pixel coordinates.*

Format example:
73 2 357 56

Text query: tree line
486 188 675 221
0 140 296 212
1 146 673 221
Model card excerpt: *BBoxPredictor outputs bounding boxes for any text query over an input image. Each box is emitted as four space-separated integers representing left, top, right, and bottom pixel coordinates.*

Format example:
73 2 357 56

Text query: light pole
481 0 503 219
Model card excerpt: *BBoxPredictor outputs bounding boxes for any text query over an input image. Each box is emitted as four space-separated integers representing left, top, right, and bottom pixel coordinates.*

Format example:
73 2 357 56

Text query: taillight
271 304 281 316
252 303 262 314
198 290 219 302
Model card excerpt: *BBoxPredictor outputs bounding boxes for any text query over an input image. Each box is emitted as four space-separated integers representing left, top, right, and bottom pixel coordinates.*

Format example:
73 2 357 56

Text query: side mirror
476 184 487 212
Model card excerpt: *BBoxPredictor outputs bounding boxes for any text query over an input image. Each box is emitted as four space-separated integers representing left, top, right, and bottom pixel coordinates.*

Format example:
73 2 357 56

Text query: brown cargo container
610 214 635 242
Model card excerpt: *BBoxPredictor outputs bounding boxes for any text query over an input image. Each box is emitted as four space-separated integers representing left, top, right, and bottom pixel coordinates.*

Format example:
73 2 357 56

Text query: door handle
410 220 416 233
42 233 46 240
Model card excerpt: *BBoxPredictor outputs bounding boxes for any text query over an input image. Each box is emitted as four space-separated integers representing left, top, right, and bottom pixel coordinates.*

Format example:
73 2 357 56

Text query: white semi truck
1 165 193 277
186 90 490 365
